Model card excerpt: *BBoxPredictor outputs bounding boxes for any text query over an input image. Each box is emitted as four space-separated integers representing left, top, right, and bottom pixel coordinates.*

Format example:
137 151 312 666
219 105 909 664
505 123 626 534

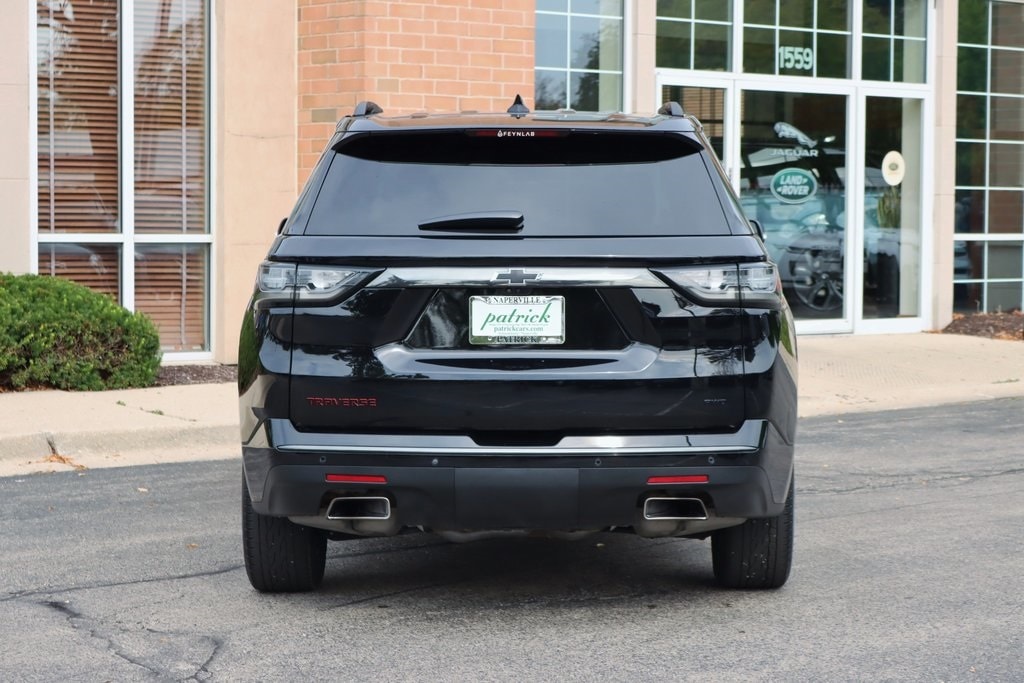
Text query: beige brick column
931 1 957 330
213 1 298 363
629 0 657 114
296 0 535 185
0 2 31 275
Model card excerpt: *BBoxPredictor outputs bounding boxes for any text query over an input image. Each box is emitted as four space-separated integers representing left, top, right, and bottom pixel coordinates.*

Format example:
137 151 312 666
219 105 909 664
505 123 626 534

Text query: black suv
239 98 797 592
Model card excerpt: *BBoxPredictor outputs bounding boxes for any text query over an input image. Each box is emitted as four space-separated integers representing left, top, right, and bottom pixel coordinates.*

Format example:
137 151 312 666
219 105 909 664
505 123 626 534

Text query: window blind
37 0 120 234
37 244 121 300
134 0 207 235
134 244 208 352
132 1 209 351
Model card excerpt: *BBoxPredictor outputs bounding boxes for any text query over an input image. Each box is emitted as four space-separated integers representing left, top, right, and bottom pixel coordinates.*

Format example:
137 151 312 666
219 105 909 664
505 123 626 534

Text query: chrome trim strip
365 267 667 289
268 419 766 456
375 342 658 378
278 444 756 455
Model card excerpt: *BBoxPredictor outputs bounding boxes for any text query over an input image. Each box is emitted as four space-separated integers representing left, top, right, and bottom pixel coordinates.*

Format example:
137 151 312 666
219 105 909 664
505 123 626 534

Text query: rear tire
711 479 794 589
242 474 327 592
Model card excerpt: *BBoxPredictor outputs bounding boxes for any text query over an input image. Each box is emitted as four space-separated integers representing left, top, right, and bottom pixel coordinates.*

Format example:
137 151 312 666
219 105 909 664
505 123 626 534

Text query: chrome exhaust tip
642 497 708 521
326 496 391 520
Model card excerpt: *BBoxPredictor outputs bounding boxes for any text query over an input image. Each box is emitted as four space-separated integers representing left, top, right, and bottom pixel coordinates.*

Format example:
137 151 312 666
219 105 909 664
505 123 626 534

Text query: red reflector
647 475 709 485
325 474 387 484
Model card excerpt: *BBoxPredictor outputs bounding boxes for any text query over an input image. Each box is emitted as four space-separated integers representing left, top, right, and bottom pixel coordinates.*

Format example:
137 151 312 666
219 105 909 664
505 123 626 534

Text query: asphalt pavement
1 399 1020 679
0 332 1021 477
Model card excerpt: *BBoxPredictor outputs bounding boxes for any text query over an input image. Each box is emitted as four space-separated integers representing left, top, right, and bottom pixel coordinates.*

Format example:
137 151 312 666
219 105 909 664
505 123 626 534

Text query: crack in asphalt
797 467 1024 496
184 636 223 682
325 537 450 561
7 535 634 618
0 538 460 605
320 580 459 610
43 598 223 682
43 599 168 678
800 498 947 523
0 565 243 604
495 588 674 610
0 532 686 601
798 468 1024 523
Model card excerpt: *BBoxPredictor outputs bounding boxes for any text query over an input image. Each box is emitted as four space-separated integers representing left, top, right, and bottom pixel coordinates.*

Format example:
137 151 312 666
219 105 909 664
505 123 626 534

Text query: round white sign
882 151 906 186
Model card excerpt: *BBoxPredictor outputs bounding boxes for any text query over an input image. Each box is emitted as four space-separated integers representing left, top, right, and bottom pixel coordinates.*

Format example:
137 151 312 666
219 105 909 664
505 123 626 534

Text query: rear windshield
304 131 735 237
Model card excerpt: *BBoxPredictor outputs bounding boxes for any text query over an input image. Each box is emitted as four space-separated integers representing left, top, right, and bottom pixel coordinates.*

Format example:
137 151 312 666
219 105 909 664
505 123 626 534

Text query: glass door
737 90 851 327
861 96 923 321
659 82 853 329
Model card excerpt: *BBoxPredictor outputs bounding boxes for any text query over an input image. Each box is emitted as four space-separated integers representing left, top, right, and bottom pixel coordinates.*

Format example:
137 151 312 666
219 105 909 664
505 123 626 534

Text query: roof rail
353 101 383 117
657 101 685 118
507 94 530 119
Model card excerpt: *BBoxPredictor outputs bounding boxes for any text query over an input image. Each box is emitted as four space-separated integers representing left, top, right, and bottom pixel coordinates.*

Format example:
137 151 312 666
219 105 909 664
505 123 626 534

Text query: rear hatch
274 127 765 441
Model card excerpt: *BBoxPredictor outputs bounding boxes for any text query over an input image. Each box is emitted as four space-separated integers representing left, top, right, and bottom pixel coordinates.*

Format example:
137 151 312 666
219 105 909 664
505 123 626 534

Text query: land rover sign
769 167 817 204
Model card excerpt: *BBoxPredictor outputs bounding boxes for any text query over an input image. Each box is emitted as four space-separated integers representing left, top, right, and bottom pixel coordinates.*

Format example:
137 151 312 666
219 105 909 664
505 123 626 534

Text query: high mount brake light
654 264 780 307
256 263 373 304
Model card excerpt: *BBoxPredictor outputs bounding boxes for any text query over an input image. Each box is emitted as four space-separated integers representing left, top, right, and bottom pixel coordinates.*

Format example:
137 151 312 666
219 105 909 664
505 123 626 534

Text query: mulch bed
155 364 237 386
0 363 238 392
940 311 1023 342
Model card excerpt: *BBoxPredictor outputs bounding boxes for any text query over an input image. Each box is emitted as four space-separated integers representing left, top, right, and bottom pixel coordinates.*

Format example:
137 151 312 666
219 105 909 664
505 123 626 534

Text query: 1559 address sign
778 46 813 71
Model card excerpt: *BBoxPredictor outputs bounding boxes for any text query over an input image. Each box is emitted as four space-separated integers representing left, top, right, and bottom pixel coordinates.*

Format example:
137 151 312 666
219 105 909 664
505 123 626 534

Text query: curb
0 425 237 466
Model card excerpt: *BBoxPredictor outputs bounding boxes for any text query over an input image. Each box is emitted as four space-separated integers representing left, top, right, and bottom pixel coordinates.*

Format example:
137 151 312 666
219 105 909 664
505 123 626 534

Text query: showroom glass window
535 0 624 111
36 0 210 353
656 0 732 71
741 0 851 78
861 0 927 83
954 0 1024 314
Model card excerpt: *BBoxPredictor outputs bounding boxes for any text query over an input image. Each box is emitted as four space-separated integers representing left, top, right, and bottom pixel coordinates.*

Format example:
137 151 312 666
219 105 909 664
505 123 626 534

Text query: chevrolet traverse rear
239 98 798 592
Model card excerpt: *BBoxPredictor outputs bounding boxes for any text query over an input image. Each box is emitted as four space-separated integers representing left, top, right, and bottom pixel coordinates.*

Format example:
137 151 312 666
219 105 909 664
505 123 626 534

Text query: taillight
653 264 780 308
255 262 375 306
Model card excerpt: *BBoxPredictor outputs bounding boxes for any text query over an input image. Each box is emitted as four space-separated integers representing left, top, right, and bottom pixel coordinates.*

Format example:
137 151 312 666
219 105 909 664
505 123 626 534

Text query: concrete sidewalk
798 333 1022 416
1 333 1021 477
0 383 237 476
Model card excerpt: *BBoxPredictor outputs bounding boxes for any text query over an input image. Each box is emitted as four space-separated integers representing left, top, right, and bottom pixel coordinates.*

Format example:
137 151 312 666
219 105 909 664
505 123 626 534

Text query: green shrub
0 273 161 391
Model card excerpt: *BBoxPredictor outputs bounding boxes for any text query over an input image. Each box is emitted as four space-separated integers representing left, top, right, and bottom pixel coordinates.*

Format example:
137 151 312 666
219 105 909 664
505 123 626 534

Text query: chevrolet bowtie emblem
493 269 539 285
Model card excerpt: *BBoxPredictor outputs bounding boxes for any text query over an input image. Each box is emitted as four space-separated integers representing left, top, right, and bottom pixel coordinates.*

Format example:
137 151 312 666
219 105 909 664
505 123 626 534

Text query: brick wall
297 0 535 185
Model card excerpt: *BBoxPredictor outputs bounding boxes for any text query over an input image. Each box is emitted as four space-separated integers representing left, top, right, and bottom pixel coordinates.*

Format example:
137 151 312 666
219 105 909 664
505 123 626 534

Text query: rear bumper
242 419 794 532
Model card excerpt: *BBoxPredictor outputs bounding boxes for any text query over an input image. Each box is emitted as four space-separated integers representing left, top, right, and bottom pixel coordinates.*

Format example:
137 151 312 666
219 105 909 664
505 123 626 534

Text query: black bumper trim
241 419 794 530
244 462 791 530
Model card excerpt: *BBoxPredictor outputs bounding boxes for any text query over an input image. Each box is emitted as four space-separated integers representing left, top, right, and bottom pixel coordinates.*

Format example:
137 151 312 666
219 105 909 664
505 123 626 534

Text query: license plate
469 295 565 345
